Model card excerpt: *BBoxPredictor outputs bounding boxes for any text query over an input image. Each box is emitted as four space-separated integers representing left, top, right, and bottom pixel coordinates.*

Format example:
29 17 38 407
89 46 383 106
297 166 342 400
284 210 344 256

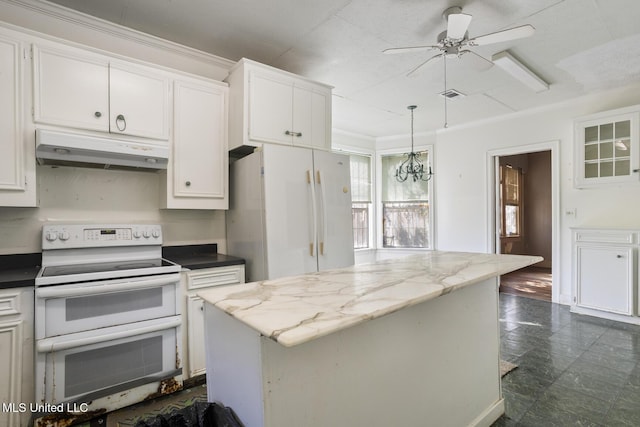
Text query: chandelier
395 105 433 182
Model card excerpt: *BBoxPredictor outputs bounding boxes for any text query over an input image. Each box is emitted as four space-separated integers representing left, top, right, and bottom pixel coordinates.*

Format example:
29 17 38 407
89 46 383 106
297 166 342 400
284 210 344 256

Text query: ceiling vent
439 89 466 100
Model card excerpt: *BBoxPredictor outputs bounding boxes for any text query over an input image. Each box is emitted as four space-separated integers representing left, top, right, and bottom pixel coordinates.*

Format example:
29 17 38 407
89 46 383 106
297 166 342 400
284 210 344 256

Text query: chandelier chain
444 55 448 128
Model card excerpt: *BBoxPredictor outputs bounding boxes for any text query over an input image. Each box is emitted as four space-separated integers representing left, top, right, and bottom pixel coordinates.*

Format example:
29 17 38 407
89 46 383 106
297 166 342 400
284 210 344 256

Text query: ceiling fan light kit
492 50 549 92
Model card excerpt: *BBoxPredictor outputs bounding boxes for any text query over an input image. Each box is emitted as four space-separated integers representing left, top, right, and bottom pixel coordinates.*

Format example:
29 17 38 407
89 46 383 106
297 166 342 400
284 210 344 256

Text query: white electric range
34 223 183 426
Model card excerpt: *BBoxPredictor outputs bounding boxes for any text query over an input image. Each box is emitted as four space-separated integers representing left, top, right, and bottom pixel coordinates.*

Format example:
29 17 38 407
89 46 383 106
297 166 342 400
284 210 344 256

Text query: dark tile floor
493 293 640 427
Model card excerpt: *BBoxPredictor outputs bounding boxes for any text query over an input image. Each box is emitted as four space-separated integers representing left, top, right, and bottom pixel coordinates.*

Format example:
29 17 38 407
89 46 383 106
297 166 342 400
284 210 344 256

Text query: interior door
313 150 355 271
262 144 317 279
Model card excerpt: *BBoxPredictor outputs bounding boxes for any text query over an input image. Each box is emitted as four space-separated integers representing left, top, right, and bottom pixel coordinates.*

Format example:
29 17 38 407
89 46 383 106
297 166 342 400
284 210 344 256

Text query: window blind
350 154 372 203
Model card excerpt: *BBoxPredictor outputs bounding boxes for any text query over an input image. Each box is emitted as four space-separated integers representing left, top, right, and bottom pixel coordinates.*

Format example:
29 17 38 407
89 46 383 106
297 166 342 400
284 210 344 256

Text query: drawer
0 291 21 318
186 265 245 291
574 230 636 245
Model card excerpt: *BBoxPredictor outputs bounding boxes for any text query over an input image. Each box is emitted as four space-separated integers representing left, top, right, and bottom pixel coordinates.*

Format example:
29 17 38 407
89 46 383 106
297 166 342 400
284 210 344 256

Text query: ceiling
41 0 640 138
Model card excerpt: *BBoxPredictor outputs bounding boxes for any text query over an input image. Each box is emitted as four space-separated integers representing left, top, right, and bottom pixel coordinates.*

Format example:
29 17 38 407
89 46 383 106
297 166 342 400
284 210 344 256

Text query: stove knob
143 230 151 238
59 231 70 241
45 231 58 242
133 230 141 239
152 230 160 238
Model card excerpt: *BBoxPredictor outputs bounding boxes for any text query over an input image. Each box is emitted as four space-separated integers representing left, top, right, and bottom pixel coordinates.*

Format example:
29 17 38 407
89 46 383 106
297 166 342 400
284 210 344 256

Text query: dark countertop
0 245 244 288
162 244 245 270
0 253 41 289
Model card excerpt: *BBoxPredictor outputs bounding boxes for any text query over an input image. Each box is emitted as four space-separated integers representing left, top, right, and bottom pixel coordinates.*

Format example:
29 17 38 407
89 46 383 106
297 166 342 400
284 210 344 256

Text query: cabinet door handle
115 114 127 131
285 130 302 137
617 254 624 258
94 111 102 118
185 181 191 187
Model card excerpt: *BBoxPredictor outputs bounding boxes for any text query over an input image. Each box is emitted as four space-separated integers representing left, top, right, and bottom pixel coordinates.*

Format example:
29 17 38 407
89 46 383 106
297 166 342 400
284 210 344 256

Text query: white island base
204 278 504 427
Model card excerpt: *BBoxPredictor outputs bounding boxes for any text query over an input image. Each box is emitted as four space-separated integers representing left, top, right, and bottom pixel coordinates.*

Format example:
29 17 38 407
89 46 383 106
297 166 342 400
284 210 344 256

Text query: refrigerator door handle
307 169 317 257
316 169 328 256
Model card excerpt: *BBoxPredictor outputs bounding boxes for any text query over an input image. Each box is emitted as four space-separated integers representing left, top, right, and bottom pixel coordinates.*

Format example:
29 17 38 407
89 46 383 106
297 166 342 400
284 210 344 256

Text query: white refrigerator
226 144 354 282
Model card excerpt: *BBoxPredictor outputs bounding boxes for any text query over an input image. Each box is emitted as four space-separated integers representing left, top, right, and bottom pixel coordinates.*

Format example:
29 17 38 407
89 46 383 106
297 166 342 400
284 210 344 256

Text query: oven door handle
36 316 181 352
36 274 180 298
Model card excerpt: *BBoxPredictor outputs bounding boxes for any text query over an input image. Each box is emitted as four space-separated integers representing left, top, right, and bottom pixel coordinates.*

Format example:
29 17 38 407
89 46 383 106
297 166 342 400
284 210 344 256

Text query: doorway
487 141 560 303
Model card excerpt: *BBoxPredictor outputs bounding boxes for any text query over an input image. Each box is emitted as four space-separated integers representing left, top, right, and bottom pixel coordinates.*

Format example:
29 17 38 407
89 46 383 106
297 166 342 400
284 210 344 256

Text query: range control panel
42 224 163 249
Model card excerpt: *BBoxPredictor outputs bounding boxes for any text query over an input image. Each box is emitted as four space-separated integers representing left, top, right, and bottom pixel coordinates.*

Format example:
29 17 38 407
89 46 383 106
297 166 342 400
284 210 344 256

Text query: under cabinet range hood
35 129 169 170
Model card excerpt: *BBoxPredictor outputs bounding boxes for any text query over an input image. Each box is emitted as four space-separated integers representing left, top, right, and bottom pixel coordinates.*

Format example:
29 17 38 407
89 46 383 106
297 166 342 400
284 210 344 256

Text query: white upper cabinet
109 62 170 140
33 43 170 141
0 30 36 207
32 44 109 132
226 58 332 153
161 77 229 210
248 72 293 145
291 83 330 150
574 105 640 188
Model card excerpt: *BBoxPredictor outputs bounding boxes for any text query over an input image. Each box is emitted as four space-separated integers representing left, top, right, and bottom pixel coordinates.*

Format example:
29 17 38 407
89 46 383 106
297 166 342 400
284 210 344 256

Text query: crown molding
1 0 235 70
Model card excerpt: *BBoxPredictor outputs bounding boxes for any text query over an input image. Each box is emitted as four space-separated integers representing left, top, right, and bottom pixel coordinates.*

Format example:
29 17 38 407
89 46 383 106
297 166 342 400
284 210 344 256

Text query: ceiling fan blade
383 45 439 54
459 50 494 71
447 13 472 40
468 24 535 46
407 53 443 77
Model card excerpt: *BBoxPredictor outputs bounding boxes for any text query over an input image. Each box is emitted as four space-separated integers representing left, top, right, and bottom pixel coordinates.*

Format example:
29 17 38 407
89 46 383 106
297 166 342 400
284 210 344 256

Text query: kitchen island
199 251 541 427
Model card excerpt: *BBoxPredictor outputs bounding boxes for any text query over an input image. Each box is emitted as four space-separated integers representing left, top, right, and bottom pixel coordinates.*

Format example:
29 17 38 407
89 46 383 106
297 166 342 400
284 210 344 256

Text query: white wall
0 166 226 254
434 81 640 304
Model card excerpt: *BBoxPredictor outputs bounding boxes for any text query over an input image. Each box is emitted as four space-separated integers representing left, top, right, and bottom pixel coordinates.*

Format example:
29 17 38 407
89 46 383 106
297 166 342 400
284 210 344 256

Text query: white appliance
34 224 182 427
226 144 354 282
35 129 169 170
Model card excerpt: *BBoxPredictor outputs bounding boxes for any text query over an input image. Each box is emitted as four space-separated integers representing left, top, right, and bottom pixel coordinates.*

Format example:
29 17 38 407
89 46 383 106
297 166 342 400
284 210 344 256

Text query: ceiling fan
383 6 535 76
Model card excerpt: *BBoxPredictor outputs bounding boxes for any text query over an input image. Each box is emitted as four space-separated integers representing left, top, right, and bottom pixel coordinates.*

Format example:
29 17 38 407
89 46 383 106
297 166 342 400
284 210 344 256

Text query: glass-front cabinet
574 105 639 188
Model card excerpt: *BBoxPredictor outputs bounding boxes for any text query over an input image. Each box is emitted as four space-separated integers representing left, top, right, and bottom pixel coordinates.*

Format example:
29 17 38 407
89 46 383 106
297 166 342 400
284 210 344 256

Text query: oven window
65 288 163 321
65 336 163 398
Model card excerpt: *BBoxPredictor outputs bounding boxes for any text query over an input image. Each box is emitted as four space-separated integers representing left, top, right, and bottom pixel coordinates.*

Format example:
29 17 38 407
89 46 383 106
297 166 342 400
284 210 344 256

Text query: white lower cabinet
572 228 637 322
183 265 245 379
0 287 34 427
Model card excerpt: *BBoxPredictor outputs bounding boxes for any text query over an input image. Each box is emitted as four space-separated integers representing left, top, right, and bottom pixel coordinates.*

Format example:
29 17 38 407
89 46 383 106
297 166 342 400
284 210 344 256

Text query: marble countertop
198 251 542 347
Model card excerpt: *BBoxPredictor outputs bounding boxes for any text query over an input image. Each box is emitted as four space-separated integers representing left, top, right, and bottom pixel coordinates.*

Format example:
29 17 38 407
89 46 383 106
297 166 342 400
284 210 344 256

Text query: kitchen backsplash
0 165 226 255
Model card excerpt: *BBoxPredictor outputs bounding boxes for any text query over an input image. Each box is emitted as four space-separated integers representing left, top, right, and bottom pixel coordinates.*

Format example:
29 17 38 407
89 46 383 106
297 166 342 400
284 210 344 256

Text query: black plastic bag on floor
133 402 243 427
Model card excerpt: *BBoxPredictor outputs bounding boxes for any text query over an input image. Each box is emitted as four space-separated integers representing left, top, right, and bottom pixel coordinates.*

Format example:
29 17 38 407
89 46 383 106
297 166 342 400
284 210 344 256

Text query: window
500 165 522 237
381 152 431 248
350 154 372 249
